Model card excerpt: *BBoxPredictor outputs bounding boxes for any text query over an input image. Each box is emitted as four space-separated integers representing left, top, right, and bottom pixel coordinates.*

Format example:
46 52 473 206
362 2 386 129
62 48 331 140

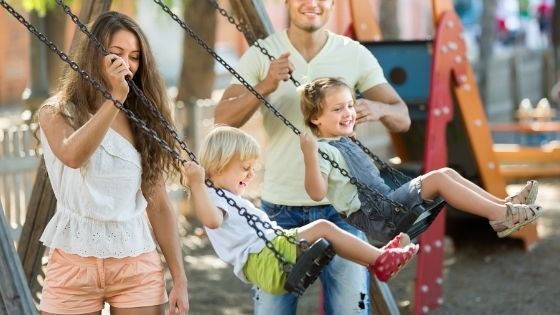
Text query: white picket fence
0 123 40 242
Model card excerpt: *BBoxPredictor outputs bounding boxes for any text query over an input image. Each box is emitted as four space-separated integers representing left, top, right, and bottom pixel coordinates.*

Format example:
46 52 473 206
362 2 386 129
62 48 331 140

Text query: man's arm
215 52 293 127
357 83 411 132
214 84 270 127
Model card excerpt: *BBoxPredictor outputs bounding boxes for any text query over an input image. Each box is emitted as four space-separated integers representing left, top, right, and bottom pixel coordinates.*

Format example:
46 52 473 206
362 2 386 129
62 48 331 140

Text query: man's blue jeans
253 200 371 315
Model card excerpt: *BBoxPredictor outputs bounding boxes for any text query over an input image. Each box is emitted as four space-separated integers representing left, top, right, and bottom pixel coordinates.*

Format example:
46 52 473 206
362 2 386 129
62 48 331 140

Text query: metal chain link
54 0 198 164
0 0 297 269
209 0 416 211
46 0 301 268
208 0 300 87
155 0 409 213
348 136 410 186
157 0 303 137
0 0 186 166
148 0 314 268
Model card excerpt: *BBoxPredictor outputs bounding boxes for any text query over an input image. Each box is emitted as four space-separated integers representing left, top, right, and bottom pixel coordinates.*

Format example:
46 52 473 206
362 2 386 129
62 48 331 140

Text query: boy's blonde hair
199 126 260 176
300 77 355 136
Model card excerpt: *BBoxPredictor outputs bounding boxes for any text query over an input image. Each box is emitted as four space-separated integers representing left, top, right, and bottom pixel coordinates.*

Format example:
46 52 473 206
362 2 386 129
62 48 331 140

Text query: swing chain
208 179 298 269
58 0 108 55
48 0 302 268
317 149 405 219
0 0 186 167
208 0 300 87
54 0 199 164
154 0 302 138
348 136 410 186
206 1 411 208
153 0 409 214
5 0 299 269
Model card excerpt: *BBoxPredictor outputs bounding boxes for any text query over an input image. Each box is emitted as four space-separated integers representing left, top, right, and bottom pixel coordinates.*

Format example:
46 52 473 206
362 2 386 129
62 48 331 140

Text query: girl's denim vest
327 137 420 244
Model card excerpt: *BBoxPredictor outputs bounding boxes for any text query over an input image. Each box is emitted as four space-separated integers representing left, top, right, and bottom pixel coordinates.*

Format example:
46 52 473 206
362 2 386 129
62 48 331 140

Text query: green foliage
19 0 180 17
22 0 75 16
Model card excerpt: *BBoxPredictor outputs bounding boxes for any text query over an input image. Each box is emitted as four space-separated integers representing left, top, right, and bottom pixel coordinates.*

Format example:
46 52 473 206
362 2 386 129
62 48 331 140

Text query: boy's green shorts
243 228 298 294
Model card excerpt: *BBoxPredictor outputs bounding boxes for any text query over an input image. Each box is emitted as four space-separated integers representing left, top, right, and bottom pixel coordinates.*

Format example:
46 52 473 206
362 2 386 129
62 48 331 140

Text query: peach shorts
40 248 168 314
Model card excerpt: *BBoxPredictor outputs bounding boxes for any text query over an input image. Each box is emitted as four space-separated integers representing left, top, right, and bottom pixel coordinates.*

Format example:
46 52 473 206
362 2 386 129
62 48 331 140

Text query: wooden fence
0 123 40 243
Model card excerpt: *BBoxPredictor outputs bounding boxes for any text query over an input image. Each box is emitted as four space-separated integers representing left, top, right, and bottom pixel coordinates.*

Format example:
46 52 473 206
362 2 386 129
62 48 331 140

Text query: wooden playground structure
0 0 555 314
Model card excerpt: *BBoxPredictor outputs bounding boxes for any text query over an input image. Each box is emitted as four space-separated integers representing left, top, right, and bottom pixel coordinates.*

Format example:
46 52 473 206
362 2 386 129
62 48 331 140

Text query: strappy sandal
490 203 543 238
506 180 538 204
369 244 419 282
382 233 411 250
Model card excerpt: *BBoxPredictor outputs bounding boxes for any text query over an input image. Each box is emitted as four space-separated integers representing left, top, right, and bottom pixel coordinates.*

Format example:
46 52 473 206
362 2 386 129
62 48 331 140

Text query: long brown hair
57 11 180 190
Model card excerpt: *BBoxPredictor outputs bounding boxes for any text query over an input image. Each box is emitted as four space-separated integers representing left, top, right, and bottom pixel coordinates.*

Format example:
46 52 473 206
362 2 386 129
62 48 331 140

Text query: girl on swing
184 126 419 294
299 77 543 244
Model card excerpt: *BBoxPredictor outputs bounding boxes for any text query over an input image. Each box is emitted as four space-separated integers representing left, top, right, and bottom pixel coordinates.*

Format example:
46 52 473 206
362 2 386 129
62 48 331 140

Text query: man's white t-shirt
234 30 387 206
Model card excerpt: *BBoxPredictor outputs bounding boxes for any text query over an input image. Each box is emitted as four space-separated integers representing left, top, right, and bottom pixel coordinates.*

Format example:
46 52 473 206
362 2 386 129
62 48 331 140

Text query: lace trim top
39 117 155 258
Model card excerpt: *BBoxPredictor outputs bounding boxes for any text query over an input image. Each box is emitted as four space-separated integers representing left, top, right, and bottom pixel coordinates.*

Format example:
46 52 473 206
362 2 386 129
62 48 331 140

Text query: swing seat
284 238 335 296
379 167 446 242
404 197 446 240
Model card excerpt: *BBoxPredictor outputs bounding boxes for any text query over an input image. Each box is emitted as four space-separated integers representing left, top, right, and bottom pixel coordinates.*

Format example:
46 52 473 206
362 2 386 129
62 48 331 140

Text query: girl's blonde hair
300 77 355 136
199 126 260 176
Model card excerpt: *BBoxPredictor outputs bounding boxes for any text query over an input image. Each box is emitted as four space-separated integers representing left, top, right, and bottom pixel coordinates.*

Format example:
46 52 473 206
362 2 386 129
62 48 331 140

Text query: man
215 0 410 314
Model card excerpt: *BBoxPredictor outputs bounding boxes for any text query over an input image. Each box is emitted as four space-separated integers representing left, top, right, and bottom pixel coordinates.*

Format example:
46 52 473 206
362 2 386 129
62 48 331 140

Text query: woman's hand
104 54 132 102
168 279 189 315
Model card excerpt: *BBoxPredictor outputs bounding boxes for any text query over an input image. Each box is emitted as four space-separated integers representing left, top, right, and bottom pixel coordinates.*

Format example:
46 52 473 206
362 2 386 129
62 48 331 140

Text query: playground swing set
0 0 415 306
217 0 543 313
0 0 546 314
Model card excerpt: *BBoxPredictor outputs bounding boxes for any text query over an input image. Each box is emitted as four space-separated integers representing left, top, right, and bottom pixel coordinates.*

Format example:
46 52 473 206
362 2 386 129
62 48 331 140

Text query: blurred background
1 1 560 314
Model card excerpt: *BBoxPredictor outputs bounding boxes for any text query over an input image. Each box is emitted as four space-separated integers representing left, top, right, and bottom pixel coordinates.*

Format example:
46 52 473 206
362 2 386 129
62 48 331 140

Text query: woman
37 11 188 315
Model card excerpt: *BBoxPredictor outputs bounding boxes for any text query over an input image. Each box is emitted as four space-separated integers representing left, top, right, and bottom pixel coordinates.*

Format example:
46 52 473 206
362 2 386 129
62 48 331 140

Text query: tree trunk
379 1 400 40
177 0 216 102
478 0 497 102
45 8 67 93
176 0 216 149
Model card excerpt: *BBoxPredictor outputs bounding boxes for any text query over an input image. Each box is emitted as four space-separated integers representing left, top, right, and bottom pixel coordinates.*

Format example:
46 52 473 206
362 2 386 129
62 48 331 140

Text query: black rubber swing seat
284 238 336 296
377 167 447 243
405 197 446 240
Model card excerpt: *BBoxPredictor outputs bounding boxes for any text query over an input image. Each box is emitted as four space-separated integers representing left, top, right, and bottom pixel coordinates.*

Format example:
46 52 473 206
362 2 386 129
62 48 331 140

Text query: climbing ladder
349 0 540 314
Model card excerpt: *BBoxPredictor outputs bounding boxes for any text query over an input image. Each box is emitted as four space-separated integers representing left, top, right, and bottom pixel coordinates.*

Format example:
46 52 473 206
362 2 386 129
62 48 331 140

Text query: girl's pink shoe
381 233 411 250
368 244 419 282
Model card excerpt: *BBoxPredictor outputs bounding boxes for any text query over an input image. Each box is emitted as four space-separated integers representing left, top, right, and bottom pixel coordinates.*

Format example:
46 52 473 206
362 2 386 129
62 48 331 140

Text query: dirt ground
171 178 560 315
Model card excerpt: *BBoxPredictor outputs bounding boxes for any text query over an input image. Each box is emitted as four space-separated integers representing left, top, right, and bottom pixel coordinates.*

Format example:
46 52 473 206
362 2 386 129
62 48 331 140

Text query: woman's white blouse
39 126 156 258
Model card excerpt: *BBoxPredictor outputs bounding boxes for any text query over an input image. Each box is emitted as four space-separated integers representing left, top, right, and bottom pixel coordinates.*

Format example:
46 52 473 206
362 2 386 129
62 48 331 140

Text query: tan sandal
490 203 543 238
506 180 538 204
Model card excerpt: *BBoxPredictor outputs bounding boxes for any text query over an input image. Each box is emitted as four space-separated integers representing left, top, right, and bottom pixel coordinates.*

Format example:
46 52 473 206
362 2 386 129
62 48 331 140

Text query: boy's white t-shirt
206 188 280 283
